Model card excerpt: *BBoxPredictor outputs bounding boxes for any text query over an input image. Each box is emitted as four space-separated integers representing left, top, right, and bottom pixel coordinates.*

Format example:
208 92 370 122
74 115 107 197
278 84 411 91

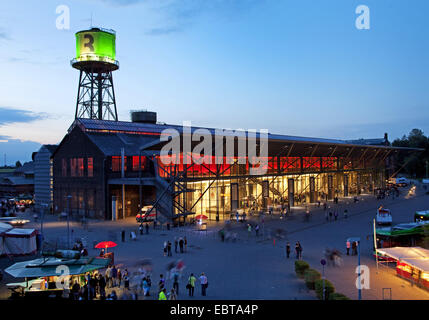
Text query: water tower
71 27 119 121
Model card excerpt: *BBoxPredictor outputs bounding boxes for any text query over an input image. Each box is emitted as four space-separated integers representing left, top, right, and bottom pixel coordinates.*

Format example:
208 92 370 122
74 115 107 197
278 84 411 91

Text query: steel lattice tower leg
75 70 118 121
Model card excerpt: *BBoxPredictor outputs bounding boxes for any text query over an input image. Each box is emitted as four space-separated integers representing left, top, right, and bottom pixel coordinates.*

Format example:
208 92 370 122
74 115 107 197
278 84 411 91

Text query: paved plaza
1 183 429 300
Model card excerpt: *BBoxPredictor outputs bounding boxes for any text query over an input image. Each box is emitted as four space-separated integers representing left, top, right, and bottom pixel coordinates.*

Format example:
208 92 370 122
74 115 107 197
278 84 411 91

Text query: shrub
315 279 335 300
304 268 321 290
294 260 310 278
328 293 350 300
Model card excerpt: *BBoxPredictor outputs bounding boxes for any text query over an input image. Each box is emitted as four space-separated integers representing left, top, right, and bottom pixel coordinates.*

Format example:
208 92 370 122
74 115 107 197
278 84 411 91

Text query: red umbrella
195 214 208 220
95 241 117 254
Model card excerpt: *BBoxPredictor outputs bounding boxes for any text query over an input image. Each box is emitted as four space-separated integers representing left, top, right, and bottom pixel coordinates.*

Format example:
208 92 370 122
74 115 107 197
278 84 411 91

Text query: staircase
143 158 195 224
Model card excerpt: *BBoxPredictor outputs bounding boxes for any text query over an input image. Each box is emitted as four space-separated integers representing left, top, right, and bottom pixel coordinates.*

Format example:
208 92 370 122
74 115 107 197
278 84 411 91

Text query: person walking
117 268 122 287
111 265 118 287
295 241 303 259
286 242 291 258
334 210 338 221
167 241 172 257
344 209 348 219
255 224 259 237
174 237 178 253
145 223 149 234
105 266 112 288
123 271 129 290
71 280 81 300
187 273 196 297
295 242 300 259
199 272 208 296
163 241 167 256
158 288 167 300
173 272 179 295
168 288 177 300
247 224 252 238
184 237 188 252
325 210 329 222
158 274 165 292
346 240 351 256
98 274 106 299
142 277 149 296
146 275 152 296
329 211 333 222
352 241 357 256
179 237 184 253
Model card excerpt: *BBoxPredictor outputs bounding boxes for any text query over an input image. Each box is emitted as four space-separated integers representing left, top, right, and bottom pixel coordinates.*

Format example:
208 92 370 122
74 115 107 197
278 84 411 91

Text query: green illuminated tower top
72 27 119 71
71 27 119 121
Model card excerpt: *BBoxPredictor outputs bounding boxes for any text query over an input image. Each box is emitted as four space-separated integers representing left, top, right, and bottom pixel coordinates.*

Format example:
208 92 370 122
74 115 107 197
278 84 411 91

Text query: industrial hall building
51 112 416 223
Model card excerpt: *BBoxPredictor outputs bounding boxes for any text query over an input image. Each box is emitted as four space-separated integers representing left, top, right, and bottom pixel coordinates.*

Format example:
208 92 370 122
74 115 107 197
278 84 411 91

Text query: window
87 157 94 177
70 158 77 177
112 156 127 172
112 156 121 172
132 156 146 171
77 158 84 177
62 159 67 177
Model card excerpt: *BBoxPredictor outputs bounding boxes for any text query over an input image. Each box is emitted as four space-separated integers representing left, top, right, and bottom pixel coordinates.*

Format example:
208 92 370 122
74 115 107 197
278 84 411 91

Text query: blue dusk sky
0 0 428 164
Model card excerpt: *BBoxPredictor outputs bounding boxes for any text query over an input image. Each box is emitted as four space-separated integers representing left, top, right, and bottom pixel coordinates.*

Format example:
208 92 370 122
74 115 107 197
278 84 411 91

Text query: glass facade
155 153 386 221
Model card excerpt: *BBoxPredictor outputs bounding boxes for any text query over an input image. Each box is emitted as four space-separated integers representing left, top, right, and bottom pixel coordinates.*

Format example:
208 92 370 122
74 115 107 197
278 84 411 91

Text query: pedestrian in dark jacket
167 241 172 256
295 242 300 259
286 242 291 258
179 238 184 253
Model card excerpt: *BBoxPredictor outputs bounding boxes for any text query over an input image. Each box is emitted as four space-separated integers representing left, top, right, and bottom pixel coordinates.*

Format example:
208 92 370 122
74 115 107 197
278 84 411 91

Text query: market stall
5 256 111 299
377 247 429 290
2 228 37 256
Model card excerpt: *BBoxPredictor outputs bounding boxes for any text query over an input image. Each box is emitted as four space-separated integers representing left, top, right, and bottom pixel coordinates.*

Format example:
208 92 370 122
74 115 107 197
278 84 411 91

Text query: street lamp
357 239 361 300
321 259 326 300
40 202 48 250
66 195 72 249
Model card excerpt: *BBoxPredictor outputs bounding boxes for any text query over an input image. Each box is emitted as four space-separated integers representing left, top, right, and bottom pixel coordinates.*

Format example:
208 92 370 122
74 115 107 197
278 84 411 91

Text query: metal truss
75 70 118 121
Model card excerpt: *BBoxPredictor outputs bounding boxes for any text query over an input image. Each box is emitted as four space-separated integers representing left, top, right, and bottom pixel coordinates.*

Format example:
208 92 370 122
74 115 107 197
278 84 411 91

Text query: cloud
0 107 48 126
98 0 262 35
144 25 182 36
0 29 11 41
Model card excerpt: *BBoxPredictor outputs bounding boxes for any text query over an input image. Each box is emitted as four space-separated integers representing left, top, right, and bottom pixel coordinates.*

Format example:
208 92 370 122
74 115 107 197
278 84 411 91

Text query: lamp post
66 195 72 249
321 259 326 300
358 239 362 300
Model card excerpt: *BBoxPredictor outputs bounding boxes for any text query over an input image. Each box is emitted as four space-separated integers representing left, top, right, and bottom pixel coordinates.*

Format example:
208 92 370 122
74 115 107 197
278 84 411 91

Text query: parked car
136 205 156 223
376 206 392 225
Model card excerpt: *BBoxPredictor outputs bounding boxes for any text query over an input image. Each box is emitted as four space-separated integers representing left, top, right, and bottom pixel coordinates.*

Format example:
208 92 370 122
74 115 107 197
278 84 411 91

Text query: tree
392 129 429 178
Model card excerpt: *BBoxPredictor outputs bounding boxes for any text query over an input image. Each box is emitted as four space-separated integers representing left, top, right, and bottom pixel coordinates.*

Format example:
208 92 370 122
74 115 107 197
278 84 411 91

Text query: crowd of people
62 264 132 300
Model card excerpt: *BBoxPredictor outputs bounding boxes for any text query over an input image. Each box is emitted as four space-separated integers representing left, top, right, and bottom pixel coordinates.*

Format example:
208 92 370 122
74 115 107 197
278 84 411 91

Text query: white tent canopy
377 247 429 261
0 228 37 256
377 247 429 273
